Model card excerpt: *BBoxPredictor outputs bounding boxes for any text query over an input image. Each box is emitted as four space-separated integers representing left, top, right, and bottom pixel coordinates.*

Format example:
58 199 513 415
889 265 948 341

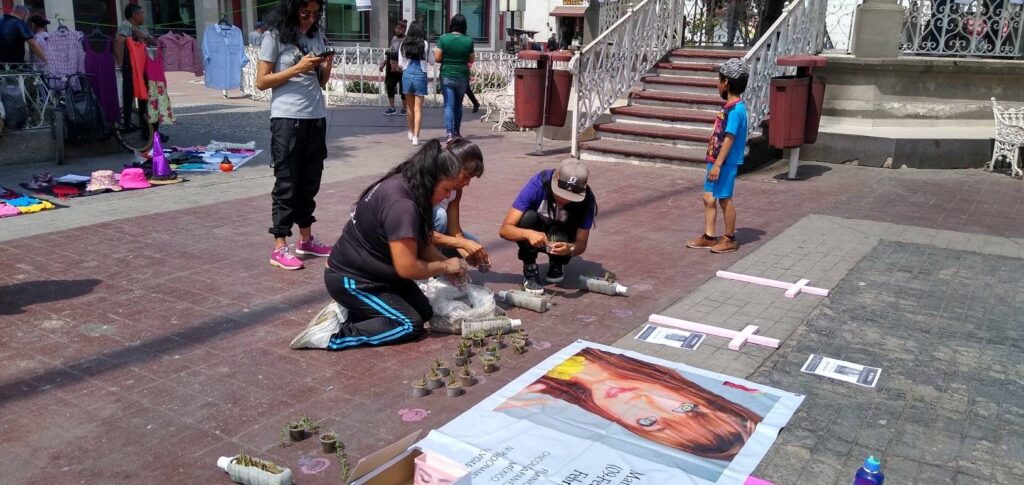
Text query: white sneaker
412 136 420 146
407 131 414 141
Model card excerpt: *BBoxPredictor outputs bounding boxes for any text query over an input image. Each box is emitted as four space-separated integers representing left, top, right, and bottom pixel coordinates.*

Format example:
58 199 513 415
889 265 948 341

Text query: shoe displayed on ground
546 264 564 283
710 237 739 254
383 107 397 116
399 108 407 116
686 234 719 249
270 246 304 270
522 263 545 295
289 301 347 349
295 236 331 257
412 136 420 146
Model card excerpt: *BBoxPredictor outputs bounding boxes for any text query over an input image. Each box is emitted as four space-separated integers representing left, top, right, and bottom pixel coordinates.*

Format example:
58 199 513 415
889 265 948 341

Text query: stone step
610 105 718 130
628 90 725 110
594 122 711 148
578 138 708 168
655 61 720 78
668 48 747 64
642 75 719 95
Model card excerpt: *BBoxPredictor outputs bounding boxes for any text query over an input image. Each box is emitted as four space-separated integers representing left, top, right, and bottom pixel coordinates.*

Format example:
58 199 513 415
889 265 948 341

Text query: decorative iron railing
901 0 1024 57
683 0 765 47
599 0 630 34
742 0 828 133
570 0 685 156
826 0 1024 58
242 46 515 108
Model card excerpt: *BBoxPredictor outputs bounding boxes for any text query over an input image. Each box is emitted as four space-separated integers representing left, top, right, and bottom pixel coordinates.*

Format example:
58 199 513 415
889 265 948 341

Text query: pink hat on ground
118 168 152 190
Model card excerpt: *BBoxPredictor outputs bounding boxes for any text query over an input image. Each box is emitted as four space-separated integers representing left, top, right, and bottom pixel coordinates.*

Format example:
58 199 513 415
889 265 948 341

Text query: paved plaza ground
1 77 1022 484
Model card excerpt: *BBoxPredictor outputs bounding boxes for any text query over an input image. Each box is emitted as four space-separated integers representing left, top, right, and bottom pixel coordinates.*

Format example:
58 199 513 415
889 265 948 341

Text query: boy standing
687 58 749 254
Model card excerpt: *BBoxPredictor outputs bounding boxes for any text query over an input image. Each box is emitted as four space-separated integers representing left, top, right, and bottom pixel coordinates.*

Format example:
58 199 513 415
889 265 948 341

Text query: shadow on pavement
772 163 832 181
0 279 102 316
736 227 767 244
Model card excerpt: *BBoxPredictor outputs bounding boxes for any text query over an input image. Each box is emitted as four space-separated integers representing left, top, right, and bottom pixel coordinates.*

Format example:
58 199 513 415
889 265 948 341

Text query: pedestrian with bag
399 21 432 146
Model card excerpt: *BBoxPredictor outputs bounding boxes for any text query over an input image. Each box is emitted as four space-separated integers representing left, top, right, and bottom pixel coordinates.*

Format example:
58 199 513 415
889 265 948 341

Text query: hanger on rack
218 15 232 28
55 17 69 32
87 26 110 41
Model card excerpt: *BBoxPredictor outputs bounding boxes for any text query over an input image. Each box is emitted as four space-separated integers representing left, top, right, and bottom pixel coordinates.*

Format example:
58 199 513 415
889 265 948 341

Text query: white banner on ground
415 340 804 484
801 354 881 388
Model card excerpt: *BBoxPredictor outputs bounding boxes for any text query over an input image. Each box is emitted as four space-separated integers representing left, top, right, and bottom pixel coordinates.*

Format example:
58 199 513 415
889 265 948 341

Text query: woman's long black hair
266 0 324 46
355 140 462 243
401 21 427 61
448 14 468 34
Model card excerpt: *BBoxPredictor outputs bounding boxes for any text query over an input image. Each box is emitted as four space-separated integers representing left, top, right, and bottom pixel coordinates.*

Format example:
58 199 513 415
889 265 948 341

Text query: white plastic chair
987 97 1024 179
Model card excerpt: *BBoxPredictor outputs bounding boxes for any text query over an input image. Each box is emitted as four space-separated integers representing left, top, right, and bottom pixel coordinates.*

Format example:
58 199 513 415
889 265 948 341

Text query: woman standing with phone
257 0 335 271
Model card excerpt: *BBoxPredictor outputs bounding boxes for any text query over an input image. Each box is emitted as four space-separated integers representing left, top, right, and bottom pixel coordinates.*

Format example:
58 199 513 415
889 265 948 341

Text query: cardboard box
349 431 470 485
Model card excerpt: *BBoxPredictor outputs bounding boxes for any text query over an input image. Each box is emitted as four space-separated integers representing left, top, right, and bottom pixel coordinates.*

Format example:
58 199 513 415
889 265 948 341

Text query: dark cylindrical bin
768 76 810 149
803 76 826 145
514 50 547 129
545 51 574 128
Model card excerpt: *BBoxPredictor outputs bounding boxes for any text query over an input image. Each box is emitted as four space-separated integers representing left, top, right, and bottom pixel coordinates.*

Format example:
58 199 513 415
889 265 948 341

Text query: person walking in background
256 0 335 270
686 58 749 254
0 5 46 64
248 21 267 47
435 14 473 143
26 15 49 67
399 21 432 146
379 19 407 116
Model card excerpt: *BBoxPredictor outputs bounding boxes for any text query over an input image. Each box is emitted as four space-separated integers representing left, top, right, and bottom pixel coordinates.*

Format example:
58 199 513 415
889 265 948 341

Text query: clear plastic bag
418 276 503 334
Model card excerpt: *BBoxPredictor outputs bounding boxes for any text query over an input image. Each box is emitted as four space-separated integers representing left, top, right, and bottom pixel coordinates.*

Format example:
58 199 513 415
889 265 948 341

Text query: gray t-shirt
259 30 327 119
116 20 149 40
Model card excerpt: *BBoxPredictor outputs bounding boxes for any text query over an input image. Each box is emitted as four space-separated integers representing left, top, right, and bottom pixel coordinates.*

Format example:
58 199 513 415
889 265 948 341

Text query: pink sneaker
270 246 304 270
295 235 331 257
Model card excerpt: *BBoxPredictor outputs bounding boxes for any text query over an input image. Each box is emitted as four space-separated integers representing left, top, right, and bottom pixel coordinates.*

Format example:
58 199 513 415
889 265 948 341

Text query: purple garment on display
44 29 86 79
82 36 119 125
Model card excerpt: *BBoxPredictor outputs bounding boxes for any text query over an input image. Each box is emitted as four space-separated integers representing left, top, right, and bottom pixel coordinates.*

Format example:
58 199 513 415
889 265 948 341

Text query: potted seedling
483 342 499 359
481 355 499 374
459 363 475 387
515 329 530 345
412 375 429 397
320 431 338 454
446 373 463 397
426 367 443 390
494 329 506 349
453 346 470 367
471 330 487 348
512 339 527 354
435 358 451 377
461 337 473 349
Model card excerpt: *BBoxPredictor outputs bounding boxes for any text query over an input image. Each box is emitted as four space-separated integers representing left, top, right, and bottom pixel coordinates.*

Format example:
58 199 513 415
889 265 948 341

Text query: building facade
1 0 518 50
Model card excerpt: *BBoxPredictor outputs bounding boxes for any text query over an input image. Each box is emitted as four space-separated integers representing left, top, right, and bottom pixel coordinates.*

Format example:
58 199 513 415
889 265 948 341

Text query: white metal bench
987 97 1024 179
479 84 517 132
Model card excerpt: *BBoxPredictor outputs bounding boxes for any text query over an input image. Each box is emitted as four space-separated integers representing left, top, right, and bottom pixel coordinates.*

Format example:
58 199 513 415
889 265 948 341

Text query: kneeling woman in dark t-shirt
323 140 467 350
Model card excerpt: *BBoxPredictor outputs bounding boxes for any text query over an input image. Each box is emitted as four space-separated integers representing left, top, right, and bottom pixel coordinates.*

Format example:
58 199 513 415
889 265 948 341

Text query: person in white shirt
26 15 48 67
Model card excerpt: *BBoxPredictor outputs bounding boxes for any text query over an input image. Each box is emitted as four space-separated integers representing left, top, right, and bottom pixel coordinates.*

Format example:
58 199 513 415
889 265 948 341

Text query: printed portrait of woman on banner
496 347 765 462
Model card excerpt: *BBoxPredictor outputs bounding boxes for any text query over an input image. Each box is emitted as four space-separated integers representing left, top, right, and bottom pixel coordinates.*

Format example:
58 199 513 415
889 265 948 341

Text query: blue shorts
402 69 428 97
703 163 739 199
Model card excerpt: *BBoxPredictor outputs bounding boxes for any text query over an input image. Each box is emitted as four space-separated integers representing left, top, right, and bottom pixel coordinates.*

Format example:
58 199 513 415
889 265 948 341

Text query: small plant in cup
459 363 475 387
512 339 527 354
435 358 451 377
446 373 463 397
319 431 338 454
483 343 499 358
471 330 487 348
454 346 470 367
515 329 530 345
412 375 429 397
481 355 499 373
280 415 316 445
426 367 443 390
494 329 506 348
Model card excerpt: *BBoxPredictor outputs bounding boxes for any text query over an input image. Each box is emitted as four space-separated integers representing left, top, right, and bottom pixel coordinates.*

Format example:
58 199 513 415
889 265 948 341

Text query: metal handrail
570 0 685 156
742 0 828 134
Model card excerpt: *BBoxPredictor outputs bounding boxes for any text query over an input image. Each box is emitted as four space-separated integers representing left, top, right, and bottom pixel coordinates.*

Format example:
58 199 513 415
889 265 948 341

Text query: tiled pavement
613 215 1024 484
2 95 1024 482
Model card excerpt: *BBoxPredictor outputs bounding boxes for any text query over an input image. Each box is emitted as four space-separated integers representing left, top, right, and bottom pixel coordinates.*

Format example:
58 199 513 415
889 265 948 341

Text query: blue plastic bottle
853 456 885 485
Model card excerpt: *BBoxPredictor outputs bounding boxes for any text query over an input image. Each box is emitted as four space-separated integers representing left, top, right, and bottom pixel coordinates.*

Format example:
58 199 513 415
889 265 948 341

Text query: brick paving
2 87 1024 482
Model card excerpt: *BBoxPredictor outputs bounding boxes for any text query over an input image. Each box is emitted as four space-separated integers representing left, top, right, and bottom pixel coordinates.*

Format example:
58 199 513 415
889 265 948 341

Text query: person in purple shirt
499 160 598 294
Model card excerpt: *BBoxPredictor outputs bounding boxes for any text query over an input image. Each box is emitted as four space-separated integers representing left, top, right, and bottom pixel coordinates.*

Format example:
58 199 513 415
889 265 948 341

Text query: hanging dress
144 47 174 125
125 38 149 100
82 35 120 125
